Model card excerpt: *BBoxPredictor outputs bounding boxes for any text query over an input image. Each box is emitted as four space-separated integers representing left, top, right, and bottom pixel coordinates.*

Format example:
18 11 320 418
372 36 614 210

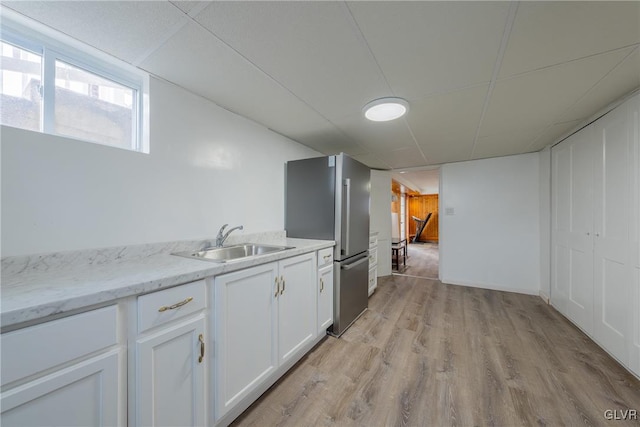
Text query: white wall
439 153 540 295
538 148 551 301
1 77 319 256
370 170 392 276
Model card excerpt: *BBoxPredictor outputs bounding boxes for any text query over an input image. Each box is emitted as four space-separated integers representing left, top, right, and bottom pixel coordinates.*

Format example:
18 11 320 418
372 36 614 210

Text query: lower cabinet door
214 263 278 420
278 253 316 364
136 315 206 427
318 264 334 335
1 350 121 427
368 265 377 296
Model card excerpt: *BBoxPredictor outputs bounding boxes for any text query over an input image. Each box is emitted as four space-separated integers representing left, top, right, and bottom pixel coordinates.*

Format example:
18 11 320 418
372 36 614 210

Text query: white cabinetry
133 280 207 427
317 247 334 334
368 232 378 296
1 305 124 426
213 252 317 422
552 93 639 376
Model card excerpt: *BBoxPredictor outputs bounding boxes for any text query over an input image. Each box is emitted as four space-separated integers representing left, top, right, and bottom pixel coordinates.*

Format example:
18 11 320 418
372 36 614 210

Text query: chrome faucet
215 224 243 247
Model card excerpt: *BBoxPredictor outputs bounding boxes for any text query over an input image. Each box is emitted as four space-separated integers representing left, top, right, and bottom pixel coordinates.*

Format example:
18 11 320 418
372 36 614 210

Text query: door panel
338 155 370 259
331 254 368 336
551 142 571 310
632 268 640 376
1 351 120 427
137 316 206 427
566 132 595 333
214 263 278 419
593 104 632 364
568 247 593 330
285 156 335 240
278 253 316 364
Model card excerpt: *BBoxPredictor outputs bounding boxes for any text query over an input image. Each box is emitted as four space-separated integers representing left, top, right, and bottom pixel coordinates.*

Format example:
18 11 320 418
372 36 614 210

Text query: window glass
0 40 42 131
54 60 135 149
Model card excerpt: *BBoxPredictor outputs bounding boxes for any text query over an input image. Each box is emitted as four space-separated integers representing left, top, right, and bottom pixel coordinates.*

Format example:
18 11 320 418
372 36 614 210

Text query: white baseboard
440 277 539 296
539 291 550 304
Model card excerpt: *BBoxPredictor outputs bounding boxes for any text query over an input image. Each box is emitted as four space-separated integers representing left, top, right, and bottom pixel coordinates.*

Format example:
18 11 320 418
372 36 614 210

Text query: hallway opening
390 169 440 280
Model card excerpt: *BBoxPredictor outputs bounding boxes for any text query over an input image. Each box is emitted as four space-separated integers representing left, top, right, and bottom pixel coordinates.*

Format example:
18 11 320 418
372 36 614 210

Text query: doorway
391 170 440 280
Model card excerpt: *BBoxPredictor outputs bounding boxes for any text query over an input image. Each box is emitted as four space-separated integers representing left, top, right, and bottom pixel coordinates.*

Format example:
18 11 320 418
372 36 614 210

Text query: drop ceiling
3 1 639 178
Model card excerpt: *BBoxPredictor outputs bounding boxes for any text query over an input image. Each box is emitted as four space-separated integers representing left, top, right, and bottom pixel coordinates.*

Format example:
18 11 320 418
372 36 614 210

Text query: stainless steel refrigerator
285 153 370 337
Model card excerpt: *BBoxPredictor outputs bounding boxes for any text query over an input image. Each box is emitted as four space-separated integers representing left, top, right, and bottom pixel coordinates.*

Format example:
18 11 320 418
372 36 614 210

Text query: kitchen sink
172 243 294 263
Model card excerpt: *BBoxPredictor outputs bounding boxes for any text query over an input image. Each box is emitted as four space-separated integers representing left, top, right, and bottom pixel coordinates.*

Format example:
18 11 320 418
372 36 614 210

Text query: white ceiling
3 1 639 182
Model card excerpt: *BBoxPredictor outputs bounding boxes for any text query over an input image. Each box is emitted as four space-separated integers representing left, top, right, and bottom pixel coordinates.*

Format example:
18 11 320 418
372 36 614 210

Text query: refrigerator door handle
343 178 351 255
340 255 368 270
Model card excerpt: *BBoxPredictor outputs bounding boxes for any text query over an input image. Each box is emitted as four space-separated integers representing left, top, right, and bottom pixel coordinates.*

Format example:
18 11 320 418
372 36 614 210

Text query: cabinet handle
274 277 280 298
280 276 285 295
586 232 591 236
158 296 193 312
595 232 600 237
323 254 331 261
320 278 324 293
198 334 205 363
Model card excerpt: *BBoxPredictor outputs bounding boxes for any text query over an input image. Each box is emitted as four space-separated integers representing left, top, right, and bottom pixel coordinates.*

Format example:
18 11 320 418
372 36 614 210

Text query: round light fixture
363 97 409 122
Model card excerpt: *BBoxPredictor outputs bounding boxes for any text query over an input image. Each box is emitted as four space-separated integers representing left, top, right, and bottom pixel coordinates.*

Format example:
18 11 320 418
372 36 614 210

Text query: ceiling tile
481 48 631 139
351 153 393 170
377 147 428 169
561 48 640 123
331 114 418 153
3 1 186 63
139 22 329 141
500 1 640 78
194 1 388 121
528 120 584 152
169 1 205 15
409 85 488 164
347 1 509 99
286 123 368 158
472 128 543 160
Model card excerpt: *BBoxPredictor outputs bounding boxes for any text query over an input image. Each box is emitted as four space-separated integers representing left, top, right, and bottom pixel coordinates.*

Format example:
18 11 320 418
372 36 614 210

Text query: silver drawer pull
158 296 193 312
323 254 331 260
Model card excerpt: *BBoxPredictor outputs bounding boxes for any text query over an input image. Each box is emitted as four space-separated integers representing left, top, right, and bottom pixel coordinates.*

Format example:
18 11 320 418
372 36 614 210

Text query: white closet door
551 139 572 313
566 127 595 334
593 102 633 364
629 94 640 376
551 129 595 333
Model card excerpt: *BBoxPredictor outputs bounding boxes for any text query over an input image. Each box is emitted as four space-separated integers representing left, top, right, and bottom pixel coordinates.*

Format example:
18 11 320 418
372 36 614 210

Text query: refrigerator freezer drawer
330 254 368 337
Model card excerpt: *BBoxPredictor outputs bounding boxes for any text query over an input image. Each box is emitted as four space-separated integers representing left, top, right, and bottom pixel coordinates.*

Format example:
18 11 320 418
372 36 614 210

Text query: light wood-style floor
233 275 640 427
395 243 439 278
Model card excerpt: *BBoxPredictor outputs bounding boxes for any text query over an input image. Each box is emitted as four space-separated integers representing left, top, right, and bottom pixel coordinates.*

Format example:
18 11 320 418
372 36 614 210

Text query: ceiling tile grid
138 21 332 142
3 0 186 63
346 1 510 100
193 1 390 122
477 48 633 146
1 1 638 171
499 1 640 78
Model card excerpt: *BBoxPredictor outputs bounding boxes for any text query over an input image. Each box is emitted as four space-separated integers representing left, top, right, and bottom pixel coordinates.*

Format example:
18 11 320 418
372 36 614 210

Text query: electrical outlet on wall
445 207 455 216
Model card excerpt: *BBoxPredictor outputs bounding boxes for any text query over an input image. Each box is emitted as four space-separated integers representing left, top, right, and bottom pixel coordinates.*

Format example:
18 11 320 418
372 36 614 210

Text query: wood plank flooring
395 243 439 279
232 276 640 427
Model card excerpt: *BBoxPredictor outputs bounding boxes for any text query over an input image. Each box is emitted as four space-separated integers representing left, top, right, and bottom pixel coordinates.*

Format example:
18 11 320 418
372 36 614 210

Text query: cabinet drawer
1 305 118 386
138 280 206 334
368 247 378 267
318 247 333 268
369 235 378 249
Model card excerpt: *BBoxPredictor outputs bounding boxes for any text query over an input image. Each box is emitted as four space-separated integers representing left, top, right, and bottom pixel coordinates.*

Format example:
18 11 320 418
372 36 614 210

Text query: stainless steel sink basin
173 243 294 263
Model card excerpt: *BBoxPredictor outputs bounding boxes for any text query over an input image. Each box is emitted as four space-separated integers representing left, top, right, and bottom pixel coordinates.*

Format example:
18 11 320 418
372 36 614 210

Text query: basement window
0 11 149 153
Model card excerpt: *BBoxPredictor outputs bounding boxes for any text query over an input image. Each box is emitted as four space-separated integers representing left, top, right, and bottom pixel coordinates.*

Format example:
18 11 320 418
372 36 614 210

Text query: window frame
0 8 149 153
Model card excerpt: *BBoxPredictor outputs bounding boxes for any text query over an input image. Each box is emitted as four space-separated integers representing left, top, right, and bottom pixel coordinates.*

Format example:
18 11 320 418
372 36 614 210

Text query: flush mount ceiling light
363 97 409 122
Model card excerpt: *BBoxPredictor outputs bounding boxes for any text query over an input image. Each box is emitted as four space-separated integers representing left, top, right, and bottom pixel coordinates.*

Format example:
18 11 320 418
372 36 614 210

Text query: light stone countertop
1 234 334 328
